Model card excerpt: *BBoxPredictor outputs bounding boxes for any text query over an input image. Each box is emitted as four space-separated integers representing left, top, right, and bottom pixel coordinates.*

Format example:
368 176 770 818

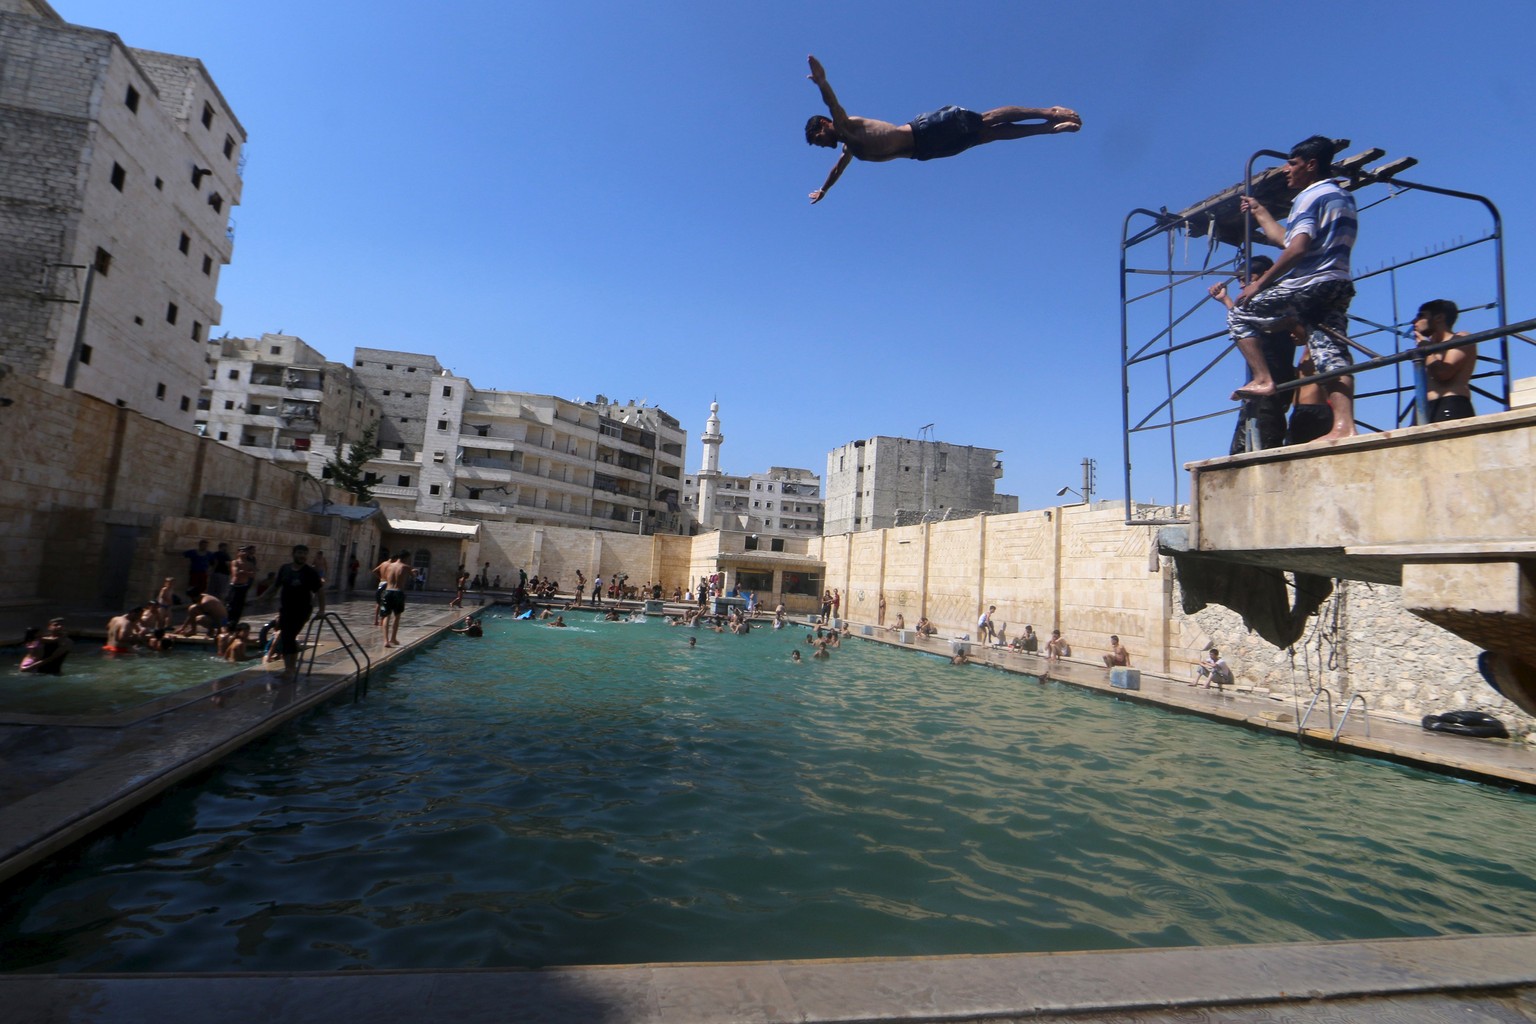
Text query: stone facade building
823 435 1007 535
0 0 242 430
198 333 379 466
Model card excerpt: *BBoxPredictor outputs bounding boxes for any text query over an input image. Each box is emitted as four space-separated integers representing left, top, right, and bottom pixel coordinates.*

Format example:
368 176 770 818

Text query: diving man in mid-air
803 55 1081 204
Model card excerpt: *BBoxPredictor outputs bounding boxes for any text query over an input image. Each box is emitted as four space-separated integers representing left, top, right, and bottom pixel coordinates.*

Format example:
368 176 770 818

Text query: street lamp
1055 485 1085 503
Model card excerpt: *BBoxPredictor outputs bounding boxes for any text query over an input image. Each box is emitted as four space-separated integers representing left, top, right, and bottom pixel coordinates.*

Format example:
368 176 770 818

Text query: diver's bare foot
1321 427 1358 441
1231 383 1276 400
1051 120 1080 134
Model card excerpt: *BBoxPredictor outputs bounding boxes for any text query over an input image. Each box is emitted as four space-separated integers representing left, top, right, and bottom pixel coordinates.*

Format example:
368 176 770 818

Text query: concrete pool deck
5 605 1536 1022
3 933 1535 1022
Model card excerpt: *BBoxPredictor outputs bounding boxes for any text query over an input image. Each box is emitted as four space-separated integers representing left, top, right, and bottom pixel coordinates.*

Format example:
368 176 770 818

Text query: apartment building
823 436 1006 535
682 467 824 537
197 333 379 467
0 0 242 430
307 350 689 535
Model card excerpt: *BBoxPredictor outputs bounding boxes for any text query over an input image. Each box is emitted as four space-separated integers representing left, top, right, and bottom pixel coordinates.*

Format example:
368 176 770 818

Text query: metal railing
1121 145 1523 524
298 612 372 701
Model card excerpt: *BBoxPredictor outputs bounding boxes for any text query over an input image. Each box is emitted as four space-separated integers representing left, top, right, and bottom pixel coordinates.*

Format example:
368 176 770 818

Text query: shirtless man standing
1414 299 1477 421
804 55 1080 204
374 551 411 647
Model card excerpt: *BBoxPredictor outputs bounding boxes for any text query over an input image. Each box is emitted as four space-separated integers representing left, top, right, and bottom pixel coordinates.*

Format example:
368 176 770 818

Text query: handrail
1335 693 1370 742
299 612 372 701
1298 688 1335 738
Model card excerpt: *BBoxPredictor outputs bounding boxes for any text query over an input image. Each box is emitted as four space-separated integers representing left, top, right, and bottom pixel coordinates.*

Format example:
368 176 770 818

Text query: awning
384 517 480 540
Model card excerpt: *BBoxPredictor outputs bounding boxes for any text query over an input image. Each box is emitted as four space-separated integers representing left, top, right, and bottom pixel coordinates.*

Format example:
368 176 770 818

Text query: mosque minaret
695 400 724 532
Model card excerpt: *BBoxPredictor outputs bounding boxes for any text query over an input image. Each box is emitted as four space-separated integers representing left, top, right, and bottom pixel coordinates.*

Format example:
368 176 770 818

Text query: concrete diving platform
1164 404 1536 713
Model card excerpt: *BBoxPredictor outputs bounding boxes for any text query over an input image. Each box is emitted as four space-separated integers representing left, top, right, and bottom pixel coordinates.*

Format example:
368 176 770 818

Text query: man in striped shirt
1228 135 1359 440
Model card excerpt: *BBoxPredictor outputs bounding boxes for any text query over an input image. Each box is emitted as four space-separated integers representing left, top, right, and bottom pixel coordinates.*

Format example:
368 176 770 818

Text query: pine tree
325 422 383 503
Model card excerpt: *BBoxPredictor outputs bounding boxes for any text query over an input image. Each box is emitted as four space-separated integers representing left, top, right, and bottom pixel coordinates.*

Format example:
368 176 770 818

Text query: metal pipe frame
1120 148 1510 525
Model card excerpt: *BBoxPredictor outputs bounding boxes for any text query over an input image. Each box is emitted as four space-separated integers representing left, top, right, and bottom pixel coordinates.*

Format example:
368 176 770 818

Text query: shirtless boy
804 55 1080 204
1102 635 1130 669
1414 299 1477 421
374 552 411 647
178 593 227 638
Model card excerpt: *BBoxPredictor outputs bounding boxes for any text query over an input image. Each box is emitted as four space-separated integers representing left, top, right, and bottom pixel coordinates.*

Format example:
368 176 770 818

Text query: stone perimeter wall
813 506 1534 740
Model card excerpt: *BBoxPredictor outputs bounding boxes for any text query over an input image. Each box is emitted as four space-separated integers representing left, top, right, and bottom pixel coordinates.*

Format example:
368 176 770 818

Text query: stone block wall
0 372 349 610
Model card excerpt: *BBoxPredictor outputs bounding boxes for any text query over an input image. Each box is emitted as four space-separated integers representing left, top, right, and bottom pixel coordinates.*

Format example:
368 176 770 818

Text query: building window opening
110 163 126 191
125 85 140 112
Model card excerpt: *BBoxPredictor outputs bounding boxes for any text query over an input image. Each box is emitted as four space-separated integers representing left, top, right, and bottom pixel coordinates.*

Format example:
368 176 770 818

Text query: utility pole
1081 457 1096 506
919 422 935 516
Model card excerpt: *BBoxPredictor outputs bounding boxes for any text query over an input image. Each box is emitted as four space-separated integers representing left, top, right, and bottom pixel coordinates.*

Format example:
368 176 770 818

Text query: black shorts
382 590 406 614
1428 395 1475 421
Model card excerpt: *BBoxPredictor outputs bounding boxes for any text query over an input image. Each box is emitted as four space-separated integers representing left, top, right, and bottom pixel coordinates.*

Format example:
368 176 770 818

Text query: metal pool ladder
1297 688 1371 743
299 612 372 701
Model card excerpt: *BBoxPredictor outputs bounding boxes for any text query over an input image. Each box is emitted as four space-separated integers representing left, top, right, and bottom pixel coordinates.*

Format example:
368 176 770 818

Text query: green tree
325 421 383 503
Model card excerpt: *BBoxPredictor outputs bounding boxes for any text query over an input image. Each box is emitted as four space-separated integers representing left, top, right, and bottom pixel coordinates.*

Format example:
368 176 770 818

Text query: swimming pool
2 614 1533 972
1 644 245 717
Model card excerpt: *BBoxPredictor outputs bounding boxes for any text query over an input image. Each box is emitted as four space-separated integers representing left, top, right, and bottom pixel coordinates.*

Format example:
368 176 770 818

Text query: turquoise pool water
1 643 244 716
2 614 1533 972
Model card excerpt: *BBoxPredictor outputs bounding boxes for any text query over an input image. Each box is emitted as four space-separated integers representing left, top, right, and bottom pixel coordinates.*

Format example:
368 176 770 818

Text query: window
270 345 281 355
403 392 412 398
110 163 126 191
93 248 112 276
397 475 411 487
437 420 448 430
382 390 391 396
429 485 441 496
224 400 234 410
178 232 190 254
201 102 214 129
217 431 228 441
771 538 785 552
191 321 202 341
223 134 235 159
208 193 224 212
385 363 394 369
134 316 143 325
79 344 92 365
125 85 140 112
744 535 758 551
201 255 213 275
433 452 445 463
406 366 417 373
154 177 163 190
166 302 178 324
228 370 239 380
442 386 453 398
180 396 191 411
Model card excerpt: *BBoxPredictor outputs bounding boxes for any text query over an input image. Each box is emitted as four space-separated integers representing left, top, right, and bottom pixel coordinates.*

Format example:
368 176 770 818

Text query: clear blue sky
58 0 1536 510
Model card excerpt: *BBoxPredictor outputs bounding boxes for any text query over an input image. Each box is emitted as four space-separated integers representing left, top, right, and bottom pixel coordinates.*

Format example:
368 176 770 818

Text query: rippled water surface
1 645 241 715
3 614 1534 972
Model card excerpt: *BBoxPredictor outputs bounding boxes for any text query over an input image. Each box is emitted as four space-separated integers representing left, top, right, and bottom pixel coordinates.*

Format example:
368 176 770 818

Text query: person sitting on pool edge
1102 635 1130 669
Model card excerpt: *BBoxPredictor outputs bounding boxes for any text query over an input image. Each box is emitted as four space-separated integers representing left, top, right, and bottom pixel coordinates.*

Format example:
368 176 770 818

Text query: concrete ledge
3 933 1534 1023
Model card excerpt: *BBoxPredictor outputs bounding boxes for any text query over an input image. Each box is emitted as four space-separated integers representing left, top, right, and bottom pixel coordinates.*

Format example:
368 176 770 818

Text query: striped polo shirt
1281 178 1356 288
